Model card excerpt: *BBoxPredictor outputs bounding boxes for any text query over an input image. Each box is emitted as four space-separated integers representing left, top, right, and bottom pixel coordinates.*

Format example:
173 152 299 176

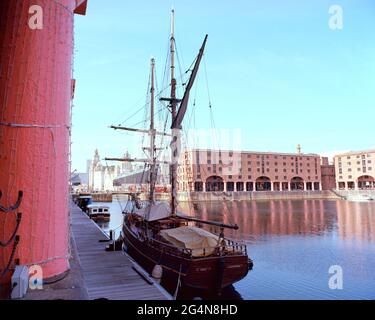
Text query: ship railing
223 239 247 256
148 238 193 257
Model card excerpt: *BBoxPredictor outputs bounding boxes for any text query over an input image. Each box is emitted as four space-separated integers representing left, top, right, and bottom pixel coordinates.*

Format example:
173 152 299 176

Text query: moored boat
106 10 253 299
122 199 251 297
75 193 93 212
86 204 110 221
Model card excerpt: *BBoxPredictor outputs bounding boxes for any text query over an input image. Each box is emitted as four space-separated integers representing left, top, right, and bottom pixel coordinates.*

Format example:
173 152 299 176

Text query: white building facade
334 149 375 190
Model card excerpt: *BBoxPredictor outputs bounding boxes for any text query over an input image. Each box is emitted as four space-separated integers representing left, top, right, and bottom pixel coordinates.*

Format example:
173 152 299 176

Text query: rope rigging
177 50 235 228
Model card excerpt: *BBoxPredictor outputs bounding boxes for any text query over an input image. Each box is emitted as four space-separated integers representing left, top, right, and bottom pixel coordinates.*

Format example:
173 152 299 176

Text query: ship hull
122 220 250 298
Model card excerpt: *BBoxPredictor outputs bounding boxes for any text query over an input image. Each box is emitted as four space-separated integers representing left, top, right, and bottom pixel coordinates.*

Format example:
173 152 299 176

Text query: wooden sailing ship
106 10 252 298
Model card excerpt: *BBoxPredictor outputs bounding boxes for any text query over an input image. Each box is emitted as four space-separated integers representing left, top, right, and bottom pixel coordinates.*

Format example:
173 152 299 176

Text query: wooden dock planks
70 203 169 300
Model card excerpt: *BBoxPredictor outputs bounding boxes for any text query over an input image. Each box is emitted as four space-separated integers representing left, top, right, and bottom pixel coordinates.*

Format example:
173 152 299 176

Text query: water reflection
178 199 375 299
179 200 375 243
181 200 329 239
98 199 375 299
336 201 375 242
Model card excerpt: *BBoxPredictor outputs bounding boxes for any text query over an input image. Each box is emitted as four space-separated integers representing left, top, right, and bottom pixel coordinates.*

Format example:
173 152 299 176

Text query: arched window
358 175 375 189
255 176 271 191
291 177 304 190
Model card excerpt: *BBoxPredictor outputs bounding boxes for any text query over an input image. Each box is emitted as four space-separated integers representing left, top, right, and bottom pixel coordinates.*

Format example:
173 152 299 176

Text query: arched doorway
194 181 203 192
206 176 224 191
246 181 254 191
291 177 304 190
226 182 234 191
236 181 244 191
358 175 375 189
255 176 271 191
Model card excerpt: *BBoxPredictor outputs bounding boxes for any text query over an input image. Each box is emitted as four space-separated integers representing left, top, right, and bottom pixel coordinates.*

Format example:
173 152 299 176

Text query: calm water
97 199 375 300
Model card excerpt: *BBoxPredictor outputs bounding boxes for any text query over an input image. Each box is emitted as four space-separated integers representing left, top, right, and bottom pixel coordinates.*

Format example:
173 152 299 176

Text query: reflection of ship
178 283 243 300
105 11 252 298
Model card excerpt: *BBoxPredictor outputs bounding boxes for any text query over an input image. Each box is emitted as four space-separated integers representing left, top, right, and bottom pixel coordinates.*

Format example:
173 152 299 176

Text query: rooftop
334 149 375 157
185 148 320 157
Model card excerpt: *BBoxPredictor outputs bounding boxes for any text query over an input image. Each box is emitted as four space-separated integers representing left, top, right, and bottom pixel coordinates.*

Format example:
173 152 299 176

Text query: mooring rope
173 264 183 300
0 122 70 158
0 213 21 247
0 235 19 278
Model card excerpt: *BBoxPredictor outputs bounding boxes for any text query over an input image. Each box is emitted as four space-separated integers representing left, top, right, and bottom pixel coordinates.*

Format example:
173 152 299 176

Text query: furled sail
160 226 223 257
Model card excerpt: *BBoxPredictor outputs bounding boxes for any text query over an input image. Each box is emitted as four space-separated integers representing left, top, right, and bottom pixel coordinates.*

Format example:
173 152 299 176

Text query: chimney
297 144 301 154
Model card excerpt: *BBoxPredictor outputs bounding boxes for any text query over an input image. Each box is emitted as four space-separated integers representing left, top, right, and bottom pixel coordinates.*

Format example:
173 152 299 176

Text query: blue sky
72 0 375 172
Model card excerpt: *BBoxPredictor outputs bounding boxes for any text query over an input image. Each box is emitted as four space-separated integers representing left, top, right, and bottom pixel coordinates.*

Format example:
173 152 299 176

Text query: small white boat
86 204 110 221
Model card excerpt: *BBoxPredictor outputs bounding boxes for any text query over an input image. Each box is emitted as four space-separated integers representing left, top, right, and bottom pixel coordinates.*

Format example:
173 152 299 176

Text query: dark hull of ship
121 221 250 298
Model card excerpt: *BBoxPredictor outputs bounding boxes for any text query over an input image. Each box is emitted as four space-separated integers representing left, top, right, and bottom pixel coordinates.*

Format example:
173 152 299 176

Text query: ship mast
165 10 208 216
149 58 156 204
107 10 207 218
170 9 176 118
170 9 178 216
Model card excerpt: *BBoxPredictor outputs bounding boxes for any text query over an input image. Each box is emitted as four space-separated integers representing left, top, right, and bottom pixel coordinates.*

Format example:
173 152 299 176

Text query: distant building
88 149 120 192
86 159 92 174
178 148 323 192
320 157 336 190
71 172 89 193
113 165 170 192
334 149 375 190
71 172 89 186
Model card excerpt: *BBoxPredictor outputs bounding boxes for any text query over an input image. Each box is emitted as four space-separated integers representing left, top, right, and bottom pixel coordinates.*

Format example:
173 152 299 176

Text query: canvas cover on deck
135 201 171 221
160 226 223 257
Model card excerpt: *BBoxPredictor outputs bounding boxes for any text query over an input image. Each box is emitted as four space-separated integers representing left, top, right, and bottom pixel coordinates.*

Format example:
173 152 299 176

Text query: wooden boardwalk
70 203 170 300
